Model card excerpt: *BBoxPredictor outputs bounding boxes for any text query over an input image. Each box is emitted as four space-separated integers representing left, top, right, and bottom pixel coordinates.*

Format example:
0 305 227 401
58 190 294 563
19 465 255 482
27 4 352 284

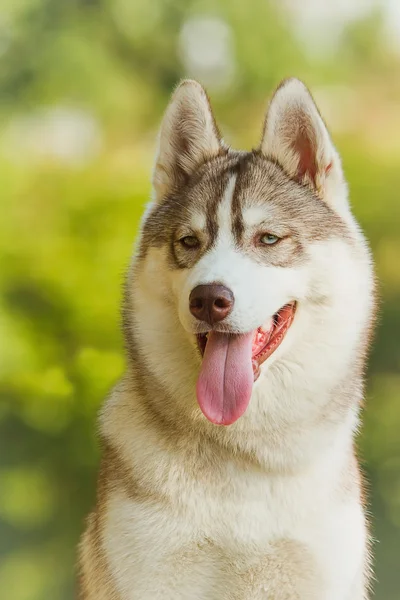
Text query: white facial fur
171 175 309 336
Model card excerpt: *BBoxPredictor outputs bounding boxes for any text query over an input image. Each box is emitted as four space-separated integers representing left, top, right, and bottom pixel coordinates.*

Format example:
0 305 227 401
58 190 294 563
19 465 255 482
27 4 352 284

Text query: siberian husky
79 78 375 599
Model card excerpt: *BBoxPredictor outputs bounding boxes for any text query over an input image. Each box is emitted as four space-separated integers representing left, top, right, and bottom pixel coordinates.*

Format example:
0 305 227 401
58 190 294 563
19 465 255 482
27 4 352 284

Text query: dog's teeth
260 317 273 333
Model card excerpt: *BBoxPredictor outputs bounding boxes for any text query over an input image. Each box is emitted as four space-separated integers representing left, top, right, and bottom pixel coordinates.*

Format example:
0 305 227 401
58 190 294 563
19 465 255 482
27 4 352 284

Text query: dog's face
130 79 373 429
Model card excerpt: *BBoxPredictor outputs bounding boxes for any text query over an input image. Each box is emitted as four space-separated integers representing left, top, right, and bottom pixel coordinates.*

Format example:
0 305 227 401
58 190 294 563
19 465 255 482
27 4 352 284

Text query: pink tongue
196 331 254 425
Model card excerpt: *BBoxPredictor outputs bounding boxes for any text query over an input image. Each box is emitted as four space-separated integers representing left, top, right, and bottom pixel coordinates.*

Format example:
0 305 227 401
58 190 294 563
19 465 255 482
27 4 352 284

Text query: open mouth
196 302 296 380
195 302 296 426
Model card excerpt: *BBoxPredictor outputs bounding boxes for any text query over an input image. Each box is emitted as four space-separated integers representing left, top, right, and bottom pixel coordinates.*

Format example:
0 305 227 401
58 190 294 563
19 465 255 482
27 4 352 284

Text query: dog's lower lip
196 302 296 380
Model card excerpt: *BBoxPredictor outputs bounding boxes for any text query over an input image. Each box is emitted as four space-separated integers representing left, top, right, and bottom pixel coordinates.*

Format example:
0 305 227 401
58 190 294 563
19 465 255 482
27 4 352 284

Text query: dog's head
129 79 374 429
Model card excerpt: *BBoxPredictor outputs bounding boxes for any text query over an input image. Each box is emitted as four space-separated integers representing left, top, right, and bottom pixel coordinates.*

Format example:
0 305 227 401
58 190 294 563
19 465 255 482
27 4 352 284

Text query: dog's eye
180 235 200 249
260 233 280 245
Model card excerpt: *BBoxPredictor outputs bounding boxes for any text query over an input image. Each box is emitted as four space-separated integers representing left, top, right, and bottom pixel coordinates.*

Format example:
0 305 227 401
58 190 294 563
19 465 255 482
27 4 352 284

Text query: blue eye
260 233 280 245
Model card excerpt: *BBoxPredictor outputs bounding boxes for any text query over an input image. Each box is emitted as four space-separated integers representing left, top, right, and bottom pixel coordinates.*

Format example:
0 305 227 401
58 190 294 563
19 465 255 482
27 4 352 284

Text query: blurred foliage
0 1 399 599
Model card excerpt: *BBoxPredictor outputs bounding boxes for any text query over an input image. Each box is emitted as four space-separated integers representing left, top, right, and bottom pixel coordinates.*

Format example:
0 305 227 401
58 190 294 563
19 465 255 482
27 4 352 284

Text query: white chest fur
102 427 366 600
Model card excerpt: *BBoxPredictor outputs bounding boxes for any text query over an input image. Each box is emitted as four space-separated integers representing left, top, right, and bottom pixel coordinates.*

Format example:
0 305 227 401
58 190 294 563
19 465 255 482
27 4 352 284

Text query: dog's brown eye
180 235 200 249
260 233 280 245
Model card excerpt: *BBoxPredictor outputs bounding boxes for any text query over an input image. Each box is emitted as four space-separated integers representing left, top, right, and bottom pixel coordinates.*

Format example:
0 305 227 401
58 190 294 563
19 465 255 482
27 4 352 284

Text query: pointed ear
152 80 222 202
261 78 346 207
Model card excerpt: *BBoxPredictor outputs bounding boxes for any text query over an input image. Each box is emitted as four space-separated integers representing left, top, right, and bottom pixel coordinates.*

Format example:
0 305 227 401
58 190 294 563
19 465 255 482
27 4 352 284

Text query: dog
78 78 375 599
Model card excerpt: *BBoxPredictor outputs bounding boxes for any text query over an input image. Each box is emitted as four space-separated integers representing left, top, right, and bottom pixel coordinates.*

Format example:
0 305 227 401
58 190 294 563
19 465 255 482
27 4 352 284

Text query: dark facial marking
230 153 254 245
229 152 352 267
139 150 352 271
140 152 242 269
168 161 230 269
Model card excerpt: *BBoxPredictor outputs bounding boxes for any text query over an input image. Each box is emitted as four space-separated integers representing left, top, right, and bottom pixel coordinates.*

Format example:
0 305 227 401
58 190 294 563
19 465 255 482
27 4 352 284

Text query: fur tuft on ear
153 80 222 202
261 78 347 208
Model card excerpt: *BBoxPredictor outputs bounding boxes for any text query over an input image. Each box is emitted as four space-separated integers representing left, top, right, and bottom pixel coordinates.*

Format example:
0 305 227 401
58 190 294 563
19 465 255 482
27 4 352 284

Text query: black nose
189 284 234 325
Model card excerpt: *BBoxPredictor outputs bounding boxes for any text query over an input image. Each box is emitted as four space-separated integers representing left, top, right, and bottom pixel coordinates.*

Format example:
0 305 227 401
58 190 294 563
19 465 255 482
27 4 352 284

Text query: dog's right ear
152 80 222 202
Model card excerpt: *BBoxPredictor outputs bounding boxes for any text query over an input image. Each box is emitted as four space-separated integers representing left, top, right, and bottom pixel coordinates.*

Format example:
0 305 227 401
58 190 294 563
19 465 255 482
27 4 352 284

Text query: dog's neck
118 341 359 477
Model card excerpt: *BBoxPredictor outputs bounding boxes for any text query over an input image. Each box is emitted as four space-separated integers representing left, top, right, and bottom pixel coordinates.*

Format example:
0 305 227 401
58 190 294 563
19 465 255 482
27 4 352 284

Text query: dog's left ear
261 78 346 207
153 80 222 202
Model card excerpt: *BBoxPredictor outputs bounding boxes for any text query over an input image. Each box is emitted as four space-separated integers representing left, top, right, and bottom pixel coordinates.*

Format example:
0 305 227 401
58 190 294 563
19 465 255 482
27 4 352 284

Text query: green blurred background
0 1 399 598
